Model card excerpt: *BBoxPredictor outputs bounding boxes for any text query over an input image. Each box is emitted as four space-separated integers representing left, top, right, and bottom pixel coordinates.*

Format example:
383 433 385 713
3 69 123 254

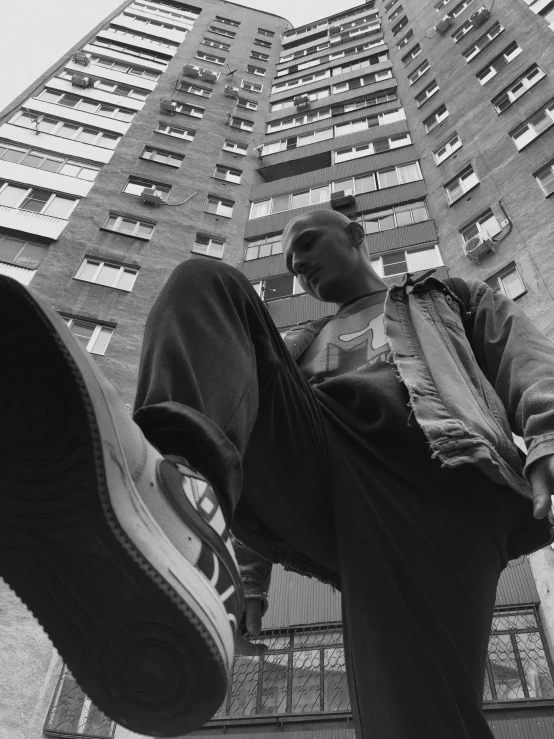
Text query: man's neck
334 272 389 309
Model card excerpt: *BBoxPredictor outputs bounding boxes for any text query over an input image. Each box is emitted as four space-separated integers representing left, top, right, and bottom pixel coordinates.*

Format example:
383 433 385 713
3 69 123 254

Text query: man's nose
292 255 308 274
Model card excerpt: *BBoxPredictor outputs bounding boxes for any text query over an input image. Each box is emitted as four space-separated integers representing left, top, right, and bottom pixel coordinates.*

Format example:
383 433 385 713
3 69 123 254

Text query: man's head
282 209 385 305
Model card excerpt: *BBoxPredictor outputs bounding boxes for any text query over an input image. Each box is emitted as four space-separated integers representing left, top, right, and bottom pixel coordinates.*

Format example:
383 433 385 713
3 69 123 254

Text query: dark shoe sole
0 277 228 736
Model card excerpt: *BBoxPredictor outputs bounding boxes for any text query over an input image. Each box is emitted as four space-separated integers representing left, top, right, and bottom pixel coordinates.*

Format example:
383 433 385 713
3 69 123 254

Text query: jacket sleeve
468 279 554 477
231 534 272 617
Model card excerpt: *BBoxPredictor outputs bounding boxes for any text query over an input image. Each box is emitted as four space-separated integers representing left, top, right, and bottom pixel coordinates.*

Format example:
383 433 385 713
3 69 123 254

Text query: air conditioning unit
294 94 310 110
201 69 218 83
470 7 491 27
160 98 177 114
183 63 200 78
329 25 341 35
435 15 453 34
331 190 355 209
141 187 164 206
72 73 91 88
463 232 495 262
73 52 91 66
224 85 240 98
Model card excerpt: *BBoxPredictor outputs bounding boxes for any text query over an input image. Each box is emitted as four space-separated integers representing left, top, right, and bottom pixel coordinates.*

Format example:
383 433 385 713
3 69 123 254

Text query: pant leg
133 258 339 573
329 425 513 739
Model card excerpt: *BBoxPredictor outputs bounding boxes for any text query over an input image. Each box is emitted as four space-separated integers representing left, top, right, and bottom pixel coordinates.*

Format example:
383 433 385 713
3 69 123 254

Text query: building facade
2 1 554 738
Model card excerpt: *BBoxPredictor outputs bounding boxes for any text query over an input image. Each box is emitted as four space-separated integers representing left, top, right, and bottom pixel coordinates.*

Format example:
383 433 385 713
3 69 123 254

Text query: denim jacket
232 273 554 611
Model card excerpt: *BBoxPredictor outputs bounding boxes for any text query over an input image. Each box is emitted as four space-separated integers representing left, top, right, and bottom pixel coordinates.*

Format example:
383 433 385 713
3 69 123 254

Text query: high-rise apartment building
3 1 554 737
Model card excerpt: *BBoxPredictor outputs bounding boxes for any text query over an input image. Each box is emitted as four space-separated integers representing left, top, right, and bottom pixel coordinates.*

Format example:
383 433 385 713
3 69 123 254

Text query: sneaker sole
0 277 231 736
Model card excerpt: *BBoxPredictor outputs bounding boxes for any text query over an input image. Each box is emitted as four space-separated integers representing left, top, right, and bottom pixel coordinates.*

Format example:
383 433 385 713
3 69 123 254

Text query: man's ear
345 220 366 249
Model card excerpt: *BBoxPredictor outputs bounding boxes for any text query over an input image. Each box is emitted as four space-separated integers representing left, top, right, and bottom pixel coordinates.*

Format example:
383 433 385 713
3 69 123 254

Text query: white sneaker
0 276 243 736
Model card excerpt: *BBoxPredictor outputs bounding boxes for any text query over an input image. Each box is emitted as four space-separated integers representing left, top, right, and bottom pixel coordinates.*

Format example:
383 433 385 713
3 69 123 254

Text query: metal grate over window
216 626 350 717
45 667 114 737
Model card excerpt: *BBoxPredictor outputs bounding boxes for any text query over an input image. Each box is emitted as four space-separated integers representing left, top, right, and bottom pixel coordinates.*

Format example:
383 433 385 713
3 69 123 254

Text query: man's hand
234 598 267 656
529 455 554 519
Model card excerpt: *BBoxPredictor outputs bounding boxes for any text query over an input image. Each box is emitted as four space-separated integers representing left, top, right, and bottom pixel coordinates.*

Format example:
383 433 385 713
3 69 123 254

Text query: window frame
491 65 546 113
209 25 236 39
485 264 527 301
214 15 240 27
433 133 462 164
460 209 501 243
423 103 449 132
102 213 155 239
397 29 414 49
74 257 139 291
244 233 283 261
408 59 430 85
223 139 248 155
241 79 263 93
402 43 422 65
415 79 439 107
0 233 48 269
192 233 226 259
444 165 480 203
213 164 242 183
0 181 78 219
476 42 522 85
462 22 504 62
11 111 121 149
154 121 195 140
62 318 115 356
246 64 266 77
195 50 225 65
371 244 443 278
0 143 100 181
204 195 235 218
510 104 554 150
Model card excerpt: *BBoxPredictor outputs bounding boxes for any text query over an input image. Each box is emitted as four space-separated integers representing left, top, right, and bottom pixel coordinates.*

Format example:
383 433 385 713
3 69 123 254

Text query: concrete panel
0 262 35 286
0 206 69 239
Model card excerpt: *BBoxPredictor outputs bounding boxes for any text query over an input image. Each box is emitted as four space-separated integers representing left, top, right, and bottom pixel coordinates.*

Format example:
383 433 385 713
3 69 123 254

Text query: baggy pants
133 259 518 739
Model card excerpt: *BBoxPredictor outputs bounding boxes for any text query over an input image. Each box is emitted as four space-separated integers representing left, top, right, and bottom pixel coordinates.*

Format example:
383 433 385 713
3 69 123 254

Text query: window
511 104 554 149
261 127 333 155
37 89 136 122
141 146 184 167
245 233 283 260
254 38 272 48
371 245 442 277
247 65 266 77
155 122 195 139
460 209 501 242
202 37 231 51
0 233 48 268
223 139 248 155
486 264 526 300
75 258 138 291
463 22 504 61
215 15 240 27
334 108 405 137
408 59 430 85
391 16 409 35
332 70 393 94
415 80 439 107
121 12 187 33
89 55 161 80
62 318 114 355
11 112 120 149
0 182 77 218
195 50 225 65
484 606 554 700
451 0 475 17
445 165 479 203
267 107 333 133
209 26 236 39
477 42 522 85
249 163 422 219
238 97 258 111
192 233 225 258
103 213 155 239
45 666 115 735
389 5 404 21
334 133 412 164
355 200 429 234
385 0 399 9
435 0 452 10
178 81 212 98
251 51 269 61
272 70 330 94
59 73 149 101
397 29 414 48
229 116 253 132
258 27 275 37
271 88 331 112
433 133 462 164
101 26 178 51
452 20 474 43
251 274 305 302
205 195 234 217
91 38 171 65
123 176 171 200
402 43 421 65
424 104 449 132
535 162 554 195
0 143 100 180
213 164 242 183
241 79 263 93
174 101 204 118
492 66 546 113
331 51 389 77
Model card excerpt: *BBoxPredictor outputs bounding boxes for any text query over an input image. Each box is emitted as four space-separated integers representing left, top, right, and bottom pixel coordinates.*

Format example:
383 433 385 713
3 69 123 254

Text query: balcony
258 151 332 182
0 205 69 240
23 98 129 135
0 160 93 198
0 124 113 164
110 14 187 44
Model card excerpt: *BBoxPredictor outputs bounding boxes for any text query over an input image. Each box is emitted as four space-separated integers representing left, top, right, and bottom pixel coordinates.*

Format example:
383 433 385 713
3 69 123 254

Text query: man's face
283 214 358 303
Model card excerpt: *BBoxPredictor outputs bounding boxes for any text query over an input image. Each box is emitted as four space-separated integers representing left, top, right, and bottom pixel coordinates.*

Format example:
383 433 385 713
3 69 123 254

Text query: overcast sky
0 0 359 111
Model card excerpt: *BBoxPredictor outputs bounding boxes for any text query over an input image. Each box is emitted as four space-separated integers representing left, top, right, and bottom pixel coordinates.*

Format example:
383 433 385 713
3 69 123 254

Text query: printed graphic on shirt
298 292 389 385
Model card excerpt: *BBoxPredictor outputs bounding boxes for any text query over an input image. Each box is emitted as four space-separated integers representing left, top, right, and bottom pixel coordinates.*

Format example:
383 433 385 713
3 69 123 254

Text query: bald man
2 209 554 738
